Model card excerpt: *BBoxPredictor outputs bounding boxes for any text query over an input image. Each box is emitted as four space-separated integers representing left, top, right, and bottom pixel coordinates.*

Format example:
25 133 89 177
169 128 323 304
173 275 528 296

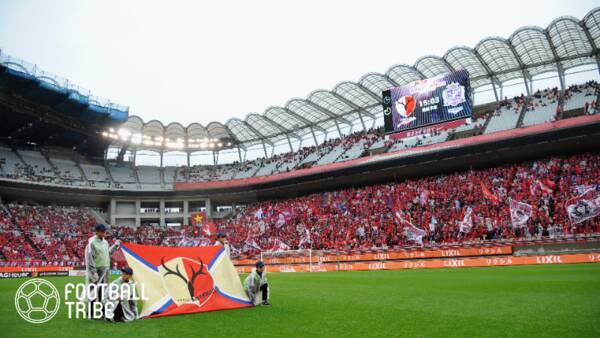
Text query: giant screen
382 70 472 133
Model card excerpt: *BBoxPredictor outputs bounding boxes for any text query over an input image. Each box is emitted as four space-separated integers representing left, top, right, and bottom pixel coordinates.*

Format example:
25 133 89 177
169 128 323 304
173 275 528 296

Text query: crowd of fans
217 152 600 254
0 152 599 267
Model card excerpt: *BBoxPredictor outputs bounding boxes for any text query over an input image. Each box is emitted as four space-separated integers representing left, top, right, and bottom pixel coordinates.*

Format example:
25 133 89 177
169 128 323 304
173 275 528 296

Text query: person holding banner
85 223 120 317
104 267 138 322
215 232 231 257
244 261 271 306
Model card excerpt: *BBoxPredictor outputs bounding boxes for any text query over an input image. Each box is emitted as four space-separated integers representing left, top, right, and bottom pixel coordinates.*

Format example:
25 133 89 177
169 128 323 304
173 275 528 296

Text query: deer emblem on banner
159 256 215 307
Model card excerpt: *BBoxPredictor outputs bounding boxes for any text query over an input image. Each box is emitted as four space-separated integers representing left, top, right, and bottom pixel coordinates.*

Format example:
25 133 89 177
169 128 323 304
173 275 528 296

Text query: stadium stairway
42 149 64 181
89 208 108 225
75 160 90 186
134 167 142 189
516 96 531 128
8 208 46 261
481 109 494 132
104 164 116 186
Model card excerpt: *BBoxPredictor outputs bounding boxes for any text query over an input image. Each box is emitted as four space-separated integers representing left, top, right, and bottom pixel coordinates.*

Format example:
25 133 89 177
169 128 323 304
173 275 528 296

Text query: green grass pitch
0 263 599 338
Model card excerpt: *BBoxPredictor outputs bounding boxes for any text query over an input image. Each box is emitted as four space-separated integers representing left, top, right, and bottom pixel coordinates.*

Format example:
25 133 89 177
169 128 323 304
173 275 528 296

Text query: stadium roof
4 8 600 152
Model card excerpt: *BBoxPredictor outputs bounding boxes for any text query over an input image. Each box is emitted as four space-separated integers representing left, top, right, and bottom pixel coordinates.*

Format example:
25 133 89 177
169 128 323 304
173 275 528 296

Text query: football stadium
1 2 600 337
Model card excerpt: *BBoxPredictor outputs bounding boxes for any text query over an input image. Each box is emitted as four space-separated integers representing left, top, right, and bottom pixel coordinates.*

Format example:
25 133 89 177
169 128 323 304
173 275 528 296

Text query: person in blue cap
84 223 120 318
104 267 138 322
243 261 271 306
214 232 231 258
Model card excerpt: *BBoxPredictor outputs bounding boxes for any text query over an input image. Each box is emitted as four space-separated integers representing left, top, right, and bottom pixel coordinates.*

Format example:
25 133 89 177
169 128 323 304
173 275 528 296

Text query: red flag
190 211 206 226
480 181 499 205
202 222 217 237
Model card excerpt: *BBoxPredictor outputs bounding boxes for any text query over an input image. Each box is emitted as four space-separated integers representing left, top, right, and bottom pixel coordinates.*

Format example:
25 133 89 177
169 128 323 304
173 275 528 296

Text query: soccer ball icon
14 278 60 324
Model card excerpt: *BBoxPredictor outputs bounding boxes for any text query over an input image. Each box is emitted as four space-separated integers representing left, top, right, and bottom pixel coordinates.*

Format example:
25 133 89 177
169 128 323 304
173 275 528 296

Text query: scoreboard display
382 70 472 133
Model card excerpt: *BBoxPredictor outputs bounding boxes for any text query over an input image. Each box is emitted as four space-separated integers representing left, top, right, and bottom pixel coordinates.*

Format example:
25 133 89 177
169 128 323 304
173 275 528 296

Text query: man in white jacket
85 223 120 317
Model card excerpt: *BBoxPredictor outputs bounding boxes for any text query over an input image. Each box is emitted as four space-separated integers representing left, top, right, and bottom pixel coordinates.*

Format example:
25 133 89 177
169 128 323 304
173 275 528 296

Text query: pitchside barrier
0 266 72 278
233 237 600 273
235 245 513 266
235 252 600 273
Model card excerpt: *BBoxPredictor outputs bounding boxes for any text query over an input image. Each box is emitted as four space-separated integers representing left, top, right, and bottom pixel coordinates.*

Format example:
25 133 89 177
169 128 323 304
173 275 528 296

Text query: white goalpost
259 248 314 271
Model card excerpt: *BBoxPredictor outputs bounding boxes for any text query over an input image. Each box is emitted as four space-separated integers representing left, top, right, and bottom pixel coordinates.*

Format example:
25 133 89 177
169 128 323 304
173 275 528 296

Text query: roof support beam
262 115 302 141
329 92 377 120
241 121 274 147
491 80 500 103
333 119 343 138
358 112 367 131
286 135 294 153
282 108 327 134
579 21 600 77
472 49 504 95
305 100 353 127
310 127 319 148
261 141 268 159
544 30 566 94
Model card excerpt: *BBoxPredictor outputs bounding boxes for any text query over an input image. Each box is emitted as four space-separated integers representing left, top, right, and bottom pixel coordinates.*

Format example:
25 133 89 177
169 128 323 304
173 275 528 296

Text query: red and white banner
509 199 532 228
405 225 426 245
530 179 554 196
419 190 429 207
121 243 251 318
565 189 600 224
266 238 290 252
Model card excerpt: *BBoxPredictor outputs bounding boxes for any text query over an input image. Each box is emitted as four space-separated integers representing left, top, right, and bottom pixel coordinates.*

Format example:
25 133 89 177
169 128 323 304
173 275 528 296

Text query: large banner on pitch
121 243 252 318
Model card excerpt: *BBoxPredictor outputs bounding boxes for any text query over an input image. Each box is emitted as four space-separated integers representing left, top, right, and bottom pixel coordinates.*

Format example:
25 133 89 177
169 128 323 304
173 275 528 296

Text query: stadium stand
0 81 597 189
217 152 600 254
0 8 599 274
1 152 598 267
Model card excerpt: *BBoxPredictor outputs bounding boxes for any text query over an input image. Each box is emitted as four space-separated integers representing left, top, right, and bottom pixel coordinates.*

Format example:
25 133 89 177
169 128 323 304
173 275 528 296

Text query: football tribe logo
394 95 416 126
160 257 215 307
14 279 60 324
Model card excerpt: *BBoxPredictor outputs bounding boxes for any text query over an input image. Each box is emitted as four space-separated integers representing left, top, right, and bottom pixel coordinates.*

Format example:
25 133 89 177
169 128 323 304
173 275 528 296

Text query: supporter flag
190 212 206 226
565 188 600 224
419 190 429 207
201 222 217 237
509 199 532 228
243 237 262 252
480 182 499 205
396 210 426 245
530 179 554 196
575 184 598 195
394 210 412 226
458 207 473 233
254 208 264 219
298 228 312 248
405 224 426 246
267 238 290 252
120 242 252 318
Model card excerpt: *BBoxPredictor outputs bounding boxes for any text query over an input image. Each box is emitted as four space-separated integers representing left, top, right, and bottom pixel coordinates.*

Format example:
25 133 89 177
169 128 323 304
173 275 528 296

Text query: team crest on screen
159 257 215 307
442 82 466 107
395 95 417 125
